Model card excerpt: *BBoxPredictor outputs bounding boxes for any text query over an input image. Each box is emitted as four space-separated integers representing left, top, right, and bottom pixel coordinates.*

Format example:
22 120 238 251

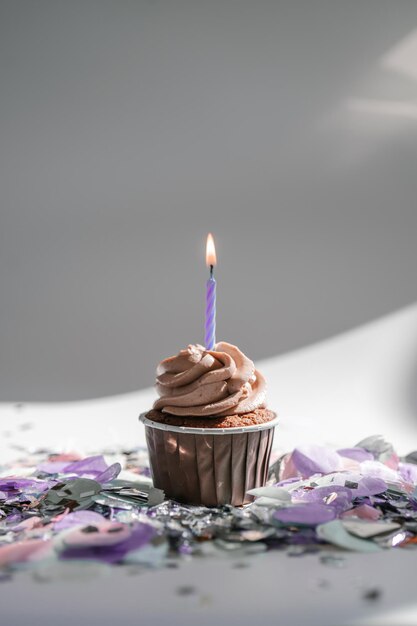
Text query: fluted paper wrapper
140 413 277 507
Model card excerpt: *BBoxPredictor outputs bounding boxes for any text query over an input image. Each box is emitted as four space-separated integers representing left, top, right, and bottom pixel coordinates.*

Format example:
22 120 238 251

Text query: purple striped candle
205 233 217 350
205 273 216 350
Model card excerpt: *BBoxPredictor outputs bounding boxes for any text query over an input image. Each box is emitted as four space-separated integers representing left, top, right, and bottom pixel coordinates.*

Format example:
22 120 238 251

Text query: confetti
316 520 382 552
0 436 416 580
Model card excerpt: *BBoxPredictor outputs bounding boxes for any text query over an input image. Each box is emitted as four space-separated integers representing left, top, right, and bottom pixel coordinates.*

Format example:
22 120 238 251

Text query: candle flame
206 233 217 267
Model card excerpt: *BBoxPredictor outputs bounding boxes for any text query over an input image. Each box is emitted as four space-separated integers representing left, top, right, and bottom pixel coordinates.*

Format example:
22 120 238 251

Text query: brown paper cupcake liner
140 413 278 507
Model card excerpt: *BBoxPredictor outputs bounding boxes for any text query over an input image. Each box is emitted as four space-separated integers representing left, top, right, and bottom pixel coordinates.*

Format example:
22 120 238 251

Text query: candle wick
209 264 214 279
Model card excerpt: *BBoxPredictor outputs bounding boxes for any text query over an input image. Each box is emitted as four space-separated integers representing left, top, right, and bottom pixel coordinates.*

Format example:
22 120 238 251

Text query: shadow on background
1 1 417 400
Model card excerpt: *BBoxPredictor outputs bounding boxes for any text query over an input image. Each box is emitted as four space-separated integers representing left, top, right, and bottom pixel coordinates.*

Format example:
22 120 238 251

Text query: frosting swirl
153 341 267 417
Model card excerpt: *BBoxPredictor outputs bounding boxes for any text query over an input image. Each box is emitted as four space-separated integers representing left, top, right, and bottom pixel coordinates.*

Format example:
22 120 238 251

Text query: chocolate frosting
153 342 267 417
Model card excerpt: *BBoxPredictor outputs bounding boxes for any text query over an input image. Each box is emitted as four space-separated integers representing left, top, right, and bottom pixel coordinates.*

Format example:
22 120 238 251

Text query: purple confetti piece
398 462 417 485
275 477 301 488
54 511 106 531
60 523 156 564
292 485 353 513
62 455 109 477
291 445 343 478
0 478 52 493
37 461 71 474
355 476 387 497
274 504 337 525
337 448 374 463
95 463 122 484
6 513 23 524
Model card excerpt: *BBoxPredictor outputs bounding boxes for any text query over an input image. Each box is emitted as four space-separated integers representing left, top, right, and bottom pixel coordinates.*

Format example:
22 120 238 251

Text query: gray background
1 0 417 401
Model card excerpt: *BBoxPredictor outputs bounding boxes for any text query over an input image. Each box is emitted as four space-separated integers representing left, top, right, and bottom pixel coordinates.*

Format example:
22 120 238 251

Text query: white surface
1 305 417 625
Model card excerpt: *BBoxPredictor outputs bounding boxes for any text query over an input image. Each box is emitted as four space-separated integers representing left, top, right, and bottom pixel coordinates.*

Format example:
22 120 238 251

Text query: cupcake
140 341 277 506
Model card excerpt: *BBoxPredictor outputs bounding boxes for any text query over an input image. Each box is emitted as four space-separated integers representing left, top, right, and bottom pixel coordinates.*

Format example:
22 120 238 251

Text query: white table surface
1 304 417 626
